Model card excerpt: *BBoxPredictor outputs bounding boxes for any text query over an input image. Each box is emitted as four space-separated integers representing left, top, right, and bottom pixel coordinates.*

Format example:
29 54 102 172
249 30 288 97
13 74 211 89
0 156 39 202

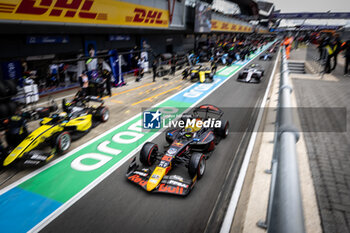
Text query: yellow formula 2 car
3 96 109 167
190 65 214 83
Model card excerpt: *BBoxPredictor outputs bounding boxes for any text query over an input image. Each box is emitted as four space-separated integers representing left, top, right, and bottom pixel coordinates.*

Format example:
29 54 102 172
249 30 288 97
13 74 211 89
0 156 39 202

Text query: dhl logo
125 8 167 25
0 0 107 20
221 23 229 30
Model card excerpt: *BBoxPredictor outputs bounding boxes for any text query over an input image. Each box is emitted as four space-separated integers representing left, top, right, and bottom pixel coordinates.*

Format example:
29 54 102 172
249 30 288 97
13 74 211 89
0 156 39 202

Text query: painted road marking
0 42 275 233
101 82 155 100
111 100 124 104
132 85 182 106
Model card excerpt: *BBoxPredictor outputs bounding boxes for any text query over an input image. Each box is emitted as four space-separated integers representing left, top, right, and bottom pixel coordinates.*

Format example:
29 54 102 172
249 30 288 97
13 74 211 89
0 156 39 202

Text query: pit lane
36 53 277 233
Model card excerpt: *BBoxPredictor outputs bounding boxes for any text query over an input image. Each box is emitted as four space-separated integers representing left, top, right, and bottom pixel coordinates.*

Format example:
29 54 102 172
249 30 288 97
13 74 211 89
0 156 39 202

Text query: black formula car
237 64 265 83
126 104 229 196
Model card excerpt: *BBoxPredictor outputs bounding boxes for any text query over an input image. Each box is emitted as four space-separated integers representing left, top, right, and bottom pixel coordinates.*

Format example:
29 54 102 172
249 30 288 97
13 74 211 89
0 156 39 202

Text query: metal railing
257 46 306 233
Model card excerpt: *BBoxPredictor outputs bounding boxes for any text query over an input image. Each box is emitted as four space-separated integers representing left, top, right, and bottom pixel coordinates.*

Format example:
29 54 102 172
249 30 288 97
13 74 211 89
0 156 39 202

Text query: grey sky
269 0 350 13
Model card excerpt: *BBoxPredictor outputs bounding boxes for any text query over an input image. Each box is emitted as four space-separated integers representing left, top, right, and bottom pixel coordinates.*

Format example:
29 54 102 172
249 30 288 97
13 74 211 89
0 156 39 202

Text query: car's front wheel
97 107 109 122
56 131 71 153
188 152 205 179
140 142 158 167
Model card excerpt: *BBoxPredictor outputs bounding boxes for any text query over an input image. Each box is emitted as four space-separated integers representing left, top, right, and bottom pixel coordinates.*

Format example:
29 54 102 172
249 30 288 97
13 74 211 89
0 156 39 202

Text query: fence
257 46 306 233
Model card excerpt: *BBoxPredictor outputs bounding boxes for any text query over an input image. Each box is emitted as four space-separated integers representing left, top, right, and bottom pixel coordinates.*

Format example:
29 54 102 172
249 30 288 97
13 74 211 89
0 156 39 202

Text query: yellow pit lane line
101 82 156 100
132 85 182 106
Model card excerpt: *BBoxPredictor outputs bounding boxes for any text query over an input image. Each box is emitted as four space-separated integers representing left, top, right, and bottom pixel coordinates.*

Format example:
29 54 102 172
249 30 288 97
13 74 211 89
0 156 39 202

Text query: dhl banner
211 19 252 33
0 0 169 28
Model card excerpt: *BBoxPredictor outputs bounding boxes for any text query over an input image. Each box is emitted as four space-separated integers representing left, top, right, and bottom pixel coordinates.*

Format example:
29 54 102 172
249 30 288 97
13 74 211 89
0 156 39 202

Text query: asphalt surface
41 55 277 233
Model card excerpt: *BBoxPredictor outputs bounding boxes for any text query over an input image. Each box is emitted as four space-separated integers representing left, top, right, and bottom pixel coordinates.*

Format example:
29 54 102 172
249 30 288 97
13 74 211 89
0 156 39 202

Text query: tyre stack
0 79 18 120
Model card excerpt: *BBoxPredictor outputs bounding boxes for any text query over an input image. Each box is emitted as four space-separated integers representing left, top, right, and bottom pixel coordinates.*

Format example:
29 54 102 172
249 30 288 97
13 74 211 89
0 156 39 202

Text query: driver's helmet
59 112 67 118
184 118 202 132
64 101 71 108
184 128 194 139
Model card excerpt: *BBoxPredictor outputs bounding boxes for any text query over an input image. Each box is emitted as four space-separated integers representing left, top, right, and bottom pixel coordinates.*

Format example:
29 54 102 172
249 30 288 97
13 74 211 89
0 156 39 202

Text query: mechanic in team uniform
102 69 112 97
136 57 144 82
324 38 336 74
79 71 89 97
152 59 158 82
5 108 28 149
171 54 177 76
211 57 218 74
331 35 342 71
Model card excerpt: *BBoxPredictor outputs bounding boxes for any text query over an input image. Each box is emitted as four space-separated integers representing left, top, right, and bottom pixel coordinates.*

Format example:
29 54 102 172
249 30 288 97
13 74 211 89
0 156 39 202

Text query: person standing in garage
103 69 112 97
136 57 144 82
152 59 158 82
171 54 177 77
79 71 89 96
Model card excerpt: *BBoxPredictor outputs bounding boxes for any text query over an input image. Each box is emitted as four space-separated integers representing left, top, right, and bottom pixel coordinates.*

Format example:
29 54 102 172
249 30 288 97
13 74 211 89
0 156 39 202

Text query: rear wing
193 104 224 119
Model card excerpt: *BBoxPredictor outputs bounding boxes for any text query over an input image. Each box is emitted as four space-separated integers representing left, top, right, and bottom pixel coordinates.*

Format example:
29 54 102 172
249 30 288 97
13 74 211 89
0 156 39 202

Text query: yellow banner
258 29 270 34
0 0 169 28
211 19 252 33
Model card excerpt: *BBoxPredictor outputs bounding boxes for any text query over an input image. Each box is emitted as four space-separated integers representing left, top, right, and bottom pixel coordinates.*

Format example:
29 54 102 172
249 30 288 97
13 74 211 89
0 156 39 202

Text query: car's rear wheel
56 131 71 153
97 107 109 122
215 120 229 138
188 152 205 179
140 142 158 166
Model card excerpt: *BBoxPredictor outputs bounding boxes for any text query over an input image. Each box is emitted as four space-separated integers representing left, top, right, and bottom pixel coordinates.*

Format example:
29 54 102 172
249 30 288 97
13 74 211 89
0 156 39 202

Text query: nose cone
146 167 166 191
3 152 18 166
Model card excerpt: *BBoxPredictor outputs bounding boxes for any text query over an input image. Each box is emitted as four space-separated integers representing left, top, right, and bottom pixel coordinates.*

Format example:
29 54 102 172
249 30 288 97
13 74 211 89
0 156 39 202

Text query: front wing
237 71 262 83
126 158 195 196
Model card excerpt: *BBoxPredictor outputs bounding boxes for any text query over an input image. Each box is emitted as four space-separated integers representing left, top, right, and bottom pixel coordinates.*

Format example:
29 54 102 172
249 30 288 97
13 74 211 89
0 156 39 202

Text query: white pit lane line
0 44 274 233
219 47 281 233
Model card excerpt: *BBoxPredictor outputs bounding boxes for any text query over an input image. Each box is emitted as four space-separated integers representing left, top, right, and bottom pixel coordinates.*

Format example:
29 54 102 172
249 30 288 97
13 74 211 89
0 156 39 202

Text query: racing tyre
55 131 71 153
97 107 109 122
140 142 158 166
215 120 229 138
188 152 205 179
